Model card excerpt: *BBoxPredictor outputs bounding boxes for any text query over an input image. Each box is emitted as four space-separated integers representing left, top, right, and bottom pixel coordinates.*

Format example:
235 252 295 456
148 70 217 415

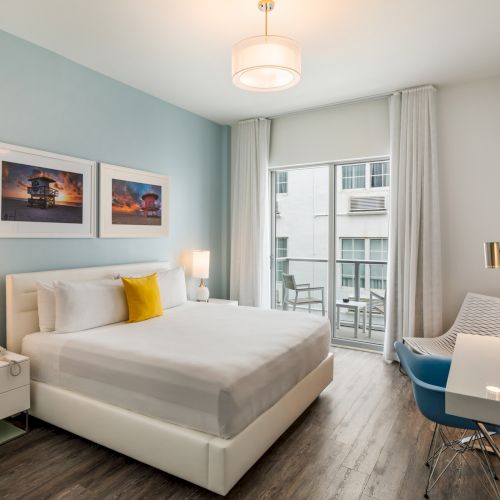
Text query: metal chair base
424 423 499 499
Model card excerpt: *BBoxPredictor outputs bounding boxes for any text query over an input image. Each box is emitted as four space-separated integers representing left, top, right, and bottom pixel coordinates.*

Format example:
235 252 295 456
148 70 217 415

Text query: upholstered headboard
6 261 171 353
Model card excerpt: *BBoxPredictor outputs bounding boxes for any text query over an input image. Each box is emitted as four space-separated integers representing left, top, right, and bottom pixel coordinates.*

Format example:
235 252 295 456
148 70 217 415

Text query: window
275 237 288 283
370 238 388 260
369 238 388 289
276 237 288 258
341 238 365 288
342 164 366 190
276 171 288 194
371 161 389 188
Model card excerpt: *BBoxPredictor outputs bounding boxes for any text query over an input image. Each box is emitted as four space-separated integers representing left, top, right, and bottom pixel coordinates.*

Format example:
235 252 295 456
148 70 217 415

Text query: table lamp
484 242 500 269
193 250 210 301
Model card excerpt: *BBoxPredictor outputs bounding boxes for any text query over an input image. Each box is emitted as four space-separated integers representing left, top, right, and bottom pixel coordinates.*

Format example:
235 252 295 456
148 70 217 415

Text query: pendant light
232 0 301 92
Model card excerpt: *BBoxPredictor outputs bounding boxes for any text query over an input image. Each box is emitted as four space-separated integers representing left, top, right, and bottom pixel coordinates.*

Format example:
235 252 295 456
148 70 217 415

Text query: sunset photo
1 161 83 224
112 178 162 226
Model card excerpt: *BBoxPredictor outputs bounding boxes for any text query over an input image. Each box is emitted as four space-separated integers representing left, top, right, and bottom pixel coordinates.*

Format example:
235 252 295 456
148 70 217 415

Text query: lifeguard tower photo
1 161 83 223
111 178 162 225
27 175 58 208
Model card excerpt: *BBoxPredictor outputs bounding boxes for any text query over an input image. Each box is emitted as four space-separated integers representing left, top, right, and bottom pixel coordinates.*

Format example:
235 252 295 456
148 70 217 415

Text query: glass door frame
269 158 388 352
269 163 337 343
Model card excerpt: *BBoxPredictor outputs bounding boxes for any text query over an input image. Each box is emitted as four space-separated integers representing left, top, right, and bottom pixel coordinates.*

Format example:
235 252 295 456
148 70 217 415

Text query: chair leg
354 309 358 339
424 426 500 499
477 422 500 462
476 432 500 493
425 427 462 498
425 431 445 498
462 431 500 499
368 296 372 338
426 423 439 467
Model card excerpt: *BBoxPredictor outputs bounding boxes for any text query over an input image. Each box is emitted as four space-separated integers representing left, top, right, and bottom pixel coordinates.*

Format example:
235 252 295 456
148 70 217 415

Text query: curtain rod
265 91 392 120
265 84 435 120
235 84 435 124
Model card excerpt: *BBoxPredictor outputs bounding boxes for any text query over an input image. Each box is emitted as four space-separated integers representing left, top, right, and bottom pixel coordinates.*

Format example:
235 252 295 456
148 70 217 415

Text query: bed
6 262 333 495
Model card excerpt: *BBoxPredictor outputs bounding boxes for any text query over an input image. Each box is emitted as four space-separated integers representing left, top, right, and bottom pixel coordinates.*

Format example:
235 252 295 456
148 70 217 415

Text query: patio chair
368 290 386 338
282 273 325 316
404 293 500 356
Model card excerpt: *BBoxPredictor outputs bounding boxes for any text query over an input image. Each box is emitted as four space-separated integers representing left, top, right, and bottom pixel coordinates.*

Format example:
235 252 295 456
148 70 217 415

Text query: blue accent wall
0 30 230 346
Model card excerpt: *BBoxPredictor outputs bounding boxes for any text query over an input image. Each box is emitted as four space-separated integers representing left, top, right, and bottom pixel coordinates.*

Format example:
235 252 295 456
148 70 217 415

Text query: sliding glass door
270 159 390 349
270 165 330 316
335 160 389 346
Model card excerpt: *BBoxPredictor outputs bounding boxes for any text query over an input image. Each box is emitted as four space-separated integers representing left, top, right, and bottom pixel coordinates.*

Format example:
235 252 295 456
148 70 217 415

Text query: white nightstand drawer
0 385 30 420
0 359 30 394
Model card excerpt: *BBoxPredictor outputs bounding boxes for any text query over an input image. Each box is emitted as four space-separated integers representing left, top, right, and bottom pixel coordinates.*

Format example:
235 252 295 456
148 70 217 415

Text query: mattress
22 302 331 438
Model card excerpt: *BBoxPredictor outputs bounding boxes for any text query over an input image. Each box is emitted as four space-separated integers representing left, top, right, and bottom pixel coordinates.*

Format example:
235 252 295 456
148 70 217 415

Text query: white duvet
22 302 331 438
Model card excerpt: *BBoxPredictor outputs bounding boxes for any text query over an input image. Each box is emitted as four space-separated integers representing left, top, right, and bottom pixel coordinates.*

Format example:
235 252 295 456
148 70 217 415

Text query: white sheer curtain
230 118 271 307
384 86 443 361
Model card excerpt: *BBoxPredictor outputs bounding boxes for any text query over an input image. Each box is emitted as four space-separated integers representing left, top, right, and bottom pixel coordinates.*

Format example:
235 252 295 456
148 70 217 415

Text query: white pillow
119 267 187 310
37 281 56 333
54 279 128 333
158 267 187 309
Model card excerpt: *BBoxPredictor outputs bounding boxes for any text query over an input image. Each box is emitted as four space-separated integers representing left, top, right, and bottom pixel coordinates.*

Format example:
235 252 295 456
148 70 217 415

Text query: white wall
270 97 390 167
438 76 500 329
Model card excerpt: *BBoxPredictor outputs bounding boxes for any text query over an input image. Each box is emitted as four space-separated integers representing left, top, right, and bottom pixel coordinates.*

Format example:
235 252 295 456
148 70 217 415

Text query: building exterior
274 160 390 310
335 160 390 298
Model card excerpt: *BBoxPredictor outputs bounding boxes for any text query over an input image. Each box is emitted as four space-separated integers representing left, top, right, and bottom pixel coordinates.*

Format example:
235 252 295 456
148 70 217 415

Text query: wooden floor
0 348 497 499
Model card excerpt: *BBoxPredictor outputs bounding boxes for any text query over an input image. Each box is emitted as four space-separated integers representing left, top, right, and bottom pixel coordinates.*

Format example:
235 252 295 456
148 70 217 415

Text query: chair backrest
370 290 386 301
448 293 500 339
369 290 386 310
395 341 450 387
282 274 296 291
394 341 475 429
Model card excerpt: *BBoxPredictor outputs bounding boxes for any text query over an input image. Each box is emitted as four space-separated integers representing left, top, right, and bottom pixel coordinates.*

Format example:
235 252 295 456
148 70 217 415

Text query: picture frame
99 163 169 238
0 142 96 238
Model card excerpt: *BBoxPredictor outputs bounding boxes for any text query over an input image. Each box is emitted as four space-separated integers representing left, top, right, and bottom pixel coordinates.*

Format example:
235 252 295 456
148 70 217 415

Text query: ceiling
1 0 500 125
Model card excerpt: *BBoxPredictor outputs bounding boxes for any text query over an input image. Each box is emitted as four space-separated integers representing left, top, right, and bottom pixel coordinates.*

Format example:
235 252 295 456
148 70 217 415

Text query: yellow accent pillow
121 273 163 323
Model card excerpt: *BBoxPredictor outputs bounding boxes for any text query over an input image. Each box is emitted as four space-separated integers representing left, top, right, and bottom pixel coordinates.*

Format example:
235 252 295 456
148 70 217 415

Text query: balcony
274 257 387 345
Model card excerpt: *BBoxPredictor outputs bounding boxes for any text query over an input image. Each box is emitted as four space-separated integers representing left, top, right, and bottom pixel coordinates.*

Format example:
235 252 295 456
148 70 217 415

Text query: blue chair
394 341 500 498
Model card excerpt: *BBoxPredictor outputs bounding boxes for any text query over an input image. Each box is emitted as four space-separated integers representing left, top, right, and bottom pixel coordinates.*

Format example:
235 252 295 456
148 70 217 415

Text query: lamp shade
192 250 210 279
484 242 500 269
232 35 301 92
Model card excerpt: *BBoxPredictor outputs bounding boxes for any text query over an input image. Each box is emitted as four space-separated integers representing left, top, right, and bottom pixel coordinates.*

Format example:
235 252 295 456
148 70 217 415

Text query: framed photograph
99 163 169 238
0 143 96 238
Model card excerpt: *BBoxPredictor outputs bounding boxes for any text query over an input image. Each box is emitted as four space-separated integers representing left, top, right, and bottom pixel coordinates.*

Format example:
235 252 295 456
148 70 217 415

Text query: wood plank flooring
0 348 497 499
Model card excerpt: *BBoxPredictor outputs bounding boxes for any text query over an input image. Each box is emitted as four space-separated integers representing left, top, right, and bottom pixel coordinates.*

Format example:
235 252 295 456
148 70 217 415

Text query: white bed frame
6 262 333 496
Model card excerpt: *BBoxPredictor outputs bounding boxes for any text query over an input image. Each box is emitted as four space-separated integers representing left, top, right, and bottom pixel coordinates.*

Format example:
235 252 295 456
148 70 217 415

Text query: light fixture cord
265 1 268 36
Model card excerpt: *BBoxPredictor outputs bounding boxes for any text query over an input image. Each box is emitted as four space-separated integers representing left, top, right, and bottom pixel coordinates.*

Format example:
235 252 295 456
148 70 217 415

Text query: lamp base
196 285 210 302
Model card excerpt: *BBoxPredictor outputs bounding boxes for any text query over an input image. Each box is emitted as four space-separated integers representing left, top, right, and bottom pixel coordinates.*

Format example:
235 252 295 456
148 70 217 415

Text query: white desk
335 300 366 338
446 334 500 459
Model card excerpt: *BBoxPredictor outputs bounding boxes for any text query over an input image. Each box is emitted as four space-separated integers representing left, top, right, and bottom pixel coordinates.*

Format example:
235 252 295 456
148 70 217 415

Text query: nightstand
204 298 239 306
0 351 30 445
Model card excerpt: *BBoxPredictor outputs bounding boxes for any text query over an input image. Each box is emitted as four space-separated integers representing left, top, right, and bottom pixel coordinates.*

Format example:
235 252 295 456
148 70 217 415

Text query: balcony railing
274 257 387 343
